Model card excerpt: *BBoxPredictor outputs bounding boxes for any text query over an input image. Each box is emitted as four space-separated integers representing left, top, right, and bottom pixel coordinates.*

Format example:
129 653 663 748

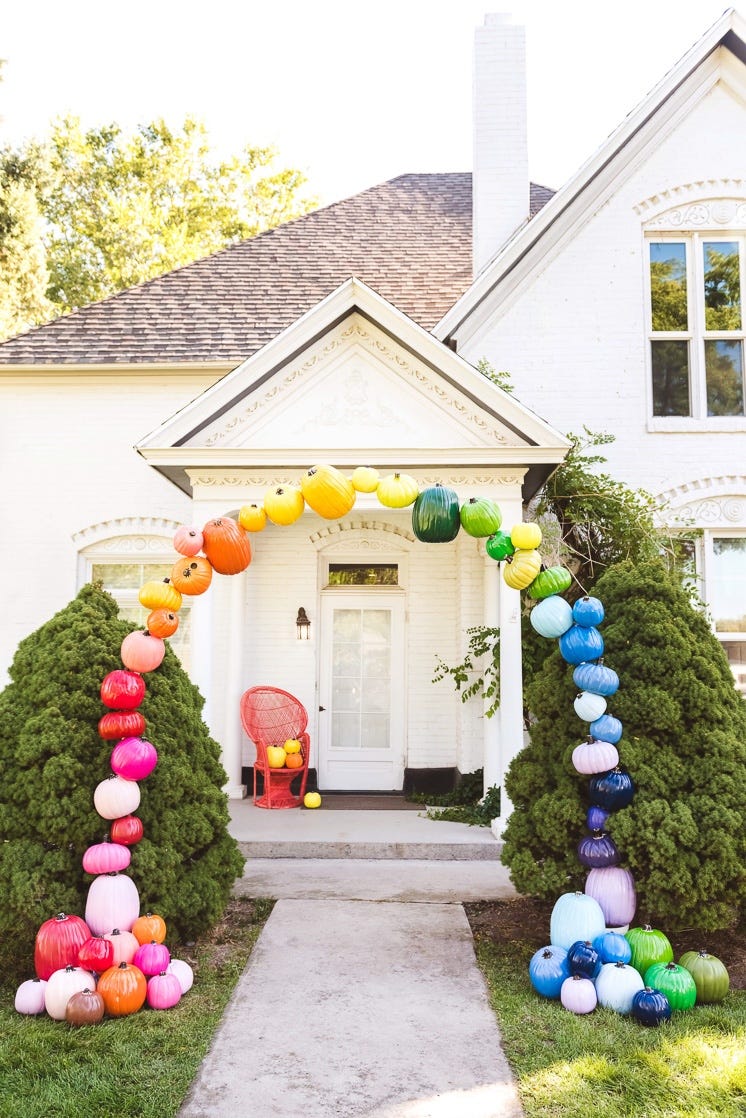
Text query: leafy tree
0 148 52 338
501 558 746 933
0 583 244 976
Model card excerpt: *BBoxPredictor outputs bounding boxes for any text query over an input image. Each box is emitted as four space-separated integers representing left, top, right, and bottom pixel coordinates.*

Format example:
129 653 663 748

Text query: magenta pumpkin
147 971 183 1010
82 840 131 875
173 525 204 557
100 670 146 710
133 940 171 977
85 873 140 935
110 736 158 781
14 978 48 1015
120 631 166 674
34 912 91 980
77 935 115 973
585 867 637 929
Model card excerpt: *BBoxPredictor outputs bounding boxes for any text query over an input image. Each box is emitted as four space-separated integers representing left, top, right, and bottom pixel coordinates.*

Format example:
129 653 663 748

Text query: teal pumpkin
412 485 461 543
643 962 697 1011
485 530 515 562
459 497 502 538
528 565 572 599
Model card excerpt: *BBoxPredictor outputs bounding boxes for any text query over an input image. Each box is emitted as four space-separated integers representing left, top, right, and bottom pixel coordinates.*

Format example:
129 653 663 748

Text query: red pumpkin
146 608 179 639
97 962 147 1017
65 988 106 1026
120 631 165 673
170 556 213 596
173 525 204 557
77 935 115 973
34 913 91 980
100 670 146 711
132 912 167 945
98 710 147 741
201 517 252 574
109 815 144 846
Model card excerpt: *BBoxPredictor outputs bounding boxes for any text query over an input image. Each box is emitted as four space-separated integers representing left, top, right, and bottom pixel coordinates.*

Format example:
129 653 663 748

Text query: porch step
237 838 503 860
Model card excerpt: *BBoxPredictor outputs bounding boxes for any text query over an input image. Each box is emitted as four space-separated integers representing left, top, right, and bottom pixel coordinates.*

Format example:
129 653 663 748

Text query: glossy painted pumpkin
550 892 606 952
571 738 619 776
146 608 179 639
528 565 572 599
300 464 356 519
100 670 146 711
586 804 610 831
643 962 697 1011
560 974 597 1014
594 962 645 1015
35 913 91 980
573 691 608 722
201 517 252 574
631 986 672 1027
593 931 632 966
110 736 158 781
98 709 146 741
15 978 48 1015
104 928 140 965
678 950 730 1003
459 497 503 538
625 925 674 977
173 525 204 557
97 962 147 1017
350 466 380 493
138 578 183 613
589 713 623 744
285 752 304 769
170 556 213 596
120 630 166 673
93 774 141 821
529 595 573 639
85 873 140 935
558 624 604 665
589 767 635 811
585 866 637 928
572 661 619 697
376 472 419 508
263 485 305 525
577 831 620 869
82 840 131 876
566 940 602 979
132 913 167 946
45 965 95 1021
238 504 268 532
133 940 171 977
147 971 183 1010
110 815 144 846
572 596 605 627
502 548 542 590
77 934 115 973
65 987 106 1026
485 530 515 562
510 522 542 550
412 484 461 543
167 959 195 994
528 945 570 999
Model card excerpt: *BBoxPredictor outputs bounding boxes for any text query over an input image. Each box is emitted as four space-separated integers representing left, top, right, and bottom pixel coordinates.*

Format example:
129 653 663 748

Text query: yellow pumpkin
300 464 356 519
284 739 302 754
238 504 267 532
376 472 419 508
351 466 380 493
138 579 183 612
263 485 305 526
503 548 542 590
510 522 543 550
266 746 287 768
304 792 322 809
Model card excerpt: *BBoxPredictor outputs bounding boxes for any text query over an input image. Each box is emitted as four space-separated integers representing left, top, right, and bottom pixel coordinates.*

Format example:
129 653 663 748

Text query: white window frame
646 232 746 431
696 529 746 694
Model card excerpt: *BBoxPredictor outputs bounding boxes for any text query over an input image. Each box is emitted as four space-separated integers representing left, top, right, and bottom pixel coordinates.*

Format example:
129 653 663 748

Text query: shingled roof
0 174 553 366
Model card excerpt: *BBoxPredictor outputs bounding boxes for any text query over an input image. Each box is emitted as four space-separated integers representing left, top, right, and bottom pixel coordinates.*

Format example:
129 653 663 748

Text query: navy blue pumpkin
631 986 672 1027
589 767 635 810
567 939 602 979
411 484 461 543
586 804 610 831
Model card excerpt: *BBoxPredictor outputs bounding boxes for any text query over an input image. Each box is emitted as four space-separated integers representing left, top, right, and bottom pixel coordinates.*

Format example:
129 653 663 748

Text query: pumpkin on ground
15 978 48 1015
147 971 182 1010
201 517 252 574
167 959 195 993
560 974 597 1014
594 962 644 1015
643 962 697 1011
625 925 674 977
549 892 606 951
303 792 322 809
45 966 95 1021
35 913 91 980
65 988 106 1026
300 464 356 519
528 945 570 998
678 950 730 1003
631 986 672 1027
97 962 147 1017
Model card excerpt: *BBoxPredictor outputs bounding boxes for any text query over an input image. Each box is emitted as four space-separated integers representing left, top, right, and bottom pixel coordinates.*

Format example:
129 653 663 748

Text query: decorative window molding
73 517 181 550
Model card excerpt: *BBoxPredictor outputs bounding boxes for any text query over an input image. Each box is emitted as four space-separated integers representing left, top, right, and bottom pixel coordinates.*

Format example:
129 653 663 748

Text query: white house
1 9 744 823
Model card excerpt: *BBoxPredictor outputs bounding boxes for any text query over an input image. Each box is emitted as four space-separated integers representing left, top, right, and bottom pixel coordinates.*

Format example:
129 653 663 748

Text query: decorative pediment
636 181 746 229
657 476 746 527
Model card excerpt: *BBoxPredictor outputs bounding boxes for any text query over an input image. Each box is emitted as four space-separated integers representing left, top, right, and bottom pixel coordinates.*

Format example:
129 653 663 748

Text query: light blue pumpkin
550 891 606 951
574 691 608 722
590 713 623 744
595 962 645 1014
573 662 619 697
572 596 605 627
529 595 573 638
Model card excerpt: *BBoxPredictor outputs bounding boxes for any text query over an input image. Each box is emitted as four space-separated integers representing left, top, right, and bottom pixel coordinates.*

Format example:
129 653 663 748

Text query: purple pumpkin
585 866 637 928
577 831 620 868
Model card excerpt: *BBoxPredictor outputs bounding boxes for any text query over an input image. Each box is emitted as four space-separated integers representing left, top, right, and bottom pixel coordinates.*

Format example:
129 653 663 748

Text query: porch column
221 570 248 799
494 575 523 836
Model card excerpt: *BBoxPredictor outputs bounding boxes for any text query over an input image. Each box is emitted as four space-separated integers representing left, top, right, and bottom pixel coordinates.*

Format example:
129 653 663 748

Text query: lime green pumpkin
459 497 502 538
412 484 460 543
503 548 542 590
625 925 674 977
678 950 730 1003
643 962 697 1011
528 565 572 599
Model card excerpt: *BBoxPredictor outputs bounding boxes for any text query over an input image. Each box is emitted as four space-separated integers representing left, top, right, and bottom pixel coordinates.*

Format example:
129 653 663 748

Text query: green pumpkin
678 950 730 1004
625 925 674 977
459 497 503 538
412 484 461 543
528 565 573 599
643 962 697 1011
485 530 515 562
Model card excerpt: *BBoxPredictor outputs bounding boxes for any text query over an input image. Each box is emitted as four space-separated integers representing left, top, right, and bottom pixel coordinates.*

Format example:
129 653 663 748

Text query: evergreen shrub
501 559 746 932
0 583 244 975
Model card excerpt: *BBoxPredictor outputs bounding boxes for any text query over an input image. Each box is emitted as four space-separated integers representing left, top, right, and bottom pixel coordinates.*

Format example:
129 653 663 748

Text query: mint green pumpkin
459 497 503 538
528 565 572 599
643 962 697 1010
412 484 461 543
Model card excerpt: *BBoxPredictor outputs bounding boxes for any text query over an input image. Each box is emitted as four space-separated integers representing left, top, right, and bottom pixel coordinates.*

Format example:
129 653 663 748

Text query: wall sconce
296 607 311 640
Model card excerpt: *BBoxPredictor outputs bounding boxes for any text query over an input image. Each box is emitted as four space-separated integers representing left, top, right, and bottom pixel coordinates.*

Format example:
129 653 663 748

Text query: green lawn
476 935 746 1118
0 898 272 1118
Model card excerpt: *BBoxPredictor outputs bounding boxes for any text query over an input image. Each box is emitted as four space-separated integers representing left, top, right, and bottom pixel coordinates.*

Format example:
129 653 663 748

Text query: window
327 563 399 585
90 560 192 672
648 236 745 418
702 533 746 696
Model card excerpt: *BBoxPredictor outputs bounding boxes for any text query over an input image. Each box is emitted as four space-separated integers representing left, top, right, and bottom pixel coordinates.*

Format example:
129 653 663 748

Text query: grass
475 934 746 1118
0 897 273 1118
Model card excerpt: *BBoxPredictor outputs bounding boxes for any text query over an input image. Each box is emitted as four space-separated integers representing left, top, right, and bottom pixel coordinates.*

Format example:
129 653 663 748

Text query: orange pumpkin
201 517 252 574
285 752 304 770
170 556 213 596
138 579 182 612
146 609 179 639
97 961 147 1017
131 912 167 946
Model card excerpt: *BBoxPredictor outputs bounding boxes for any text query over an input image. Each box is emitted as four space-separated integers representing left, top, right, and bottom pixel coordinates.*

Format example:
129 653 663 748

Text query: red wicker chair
239 686 311 809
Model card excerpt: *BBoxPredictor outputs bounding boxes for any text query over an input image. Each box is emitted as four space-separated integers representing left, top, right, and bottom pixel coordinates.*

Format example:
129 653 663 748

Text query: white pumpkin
44 966 95 1021
85 873 140 935
93 774 141 820
15 977 48 1015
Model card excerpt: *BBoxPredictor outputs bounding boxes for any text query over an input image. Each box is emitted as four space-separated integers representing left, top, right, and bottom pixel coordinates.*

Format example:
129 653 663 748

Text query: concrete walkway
178 898 524 1118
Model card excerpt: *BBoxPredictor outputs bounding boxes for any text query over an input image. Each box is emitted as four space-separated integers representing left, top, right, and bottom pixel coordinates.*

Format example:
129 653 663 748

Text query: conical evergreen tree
502 559 746 933
0 583 244 974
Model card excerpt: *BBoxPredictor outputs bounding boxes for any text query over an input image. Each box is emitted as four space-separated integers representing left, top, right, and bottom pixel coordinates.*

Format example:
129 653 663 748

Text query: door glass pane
651 340 690 415
711 538 746 632
330 606 391 753
362 715 390 750
705 340 744 416
333 609 362 641
649 242 688 330
332 712 360 750
703 241 741 330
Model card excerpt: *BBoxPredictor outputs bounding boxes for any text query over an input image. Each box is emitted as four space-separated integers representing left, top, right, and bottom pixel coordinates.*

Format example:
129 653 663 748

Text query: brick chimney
472 13 529 276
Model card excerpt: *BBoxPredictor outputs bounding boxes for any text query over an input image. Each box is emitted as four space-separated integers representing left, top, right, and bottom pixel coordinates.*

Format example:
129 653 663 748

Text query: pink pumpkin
15 978 48 1015
120 631 165 674
133 940 171 977
147 971 182 1010
104 928 140 965
173 525 204 557
85 873 140 935
110 736 158 781
82 840 131 875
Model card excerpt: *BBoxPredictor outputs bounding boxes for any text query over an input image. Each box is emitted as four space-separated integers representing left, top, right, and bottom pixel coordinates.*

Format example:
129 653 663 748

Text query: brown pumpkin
169 556 213 596
146 608 179 639
65 988 106 1027
201 517 252 575
97 962 147 1017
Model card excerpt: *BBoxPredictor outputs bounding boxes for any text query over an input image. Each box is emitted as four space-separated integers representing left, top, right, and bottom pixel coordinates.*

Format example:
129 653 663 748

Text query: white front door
318 591 406 790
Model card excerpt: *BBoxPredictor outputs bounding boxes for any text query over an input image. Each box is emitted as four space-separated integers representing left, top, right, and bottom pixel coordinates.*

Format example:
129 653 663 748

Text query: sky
0 0 739 206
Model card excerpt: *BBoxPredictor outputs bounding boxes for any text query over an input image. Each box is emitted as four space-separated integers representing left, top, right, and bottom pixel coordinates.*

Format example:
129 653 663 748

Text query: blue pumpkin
558 625 604 665
586 804 610 831
550 891 606 951
573 662 619 697
572 596 605 627
589 767 635 810
567 939 602 979
593 931 633 965
577 831 620 868
529 595 573 639
528 945 570 999
631 986 672 1027
589 713 623 744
